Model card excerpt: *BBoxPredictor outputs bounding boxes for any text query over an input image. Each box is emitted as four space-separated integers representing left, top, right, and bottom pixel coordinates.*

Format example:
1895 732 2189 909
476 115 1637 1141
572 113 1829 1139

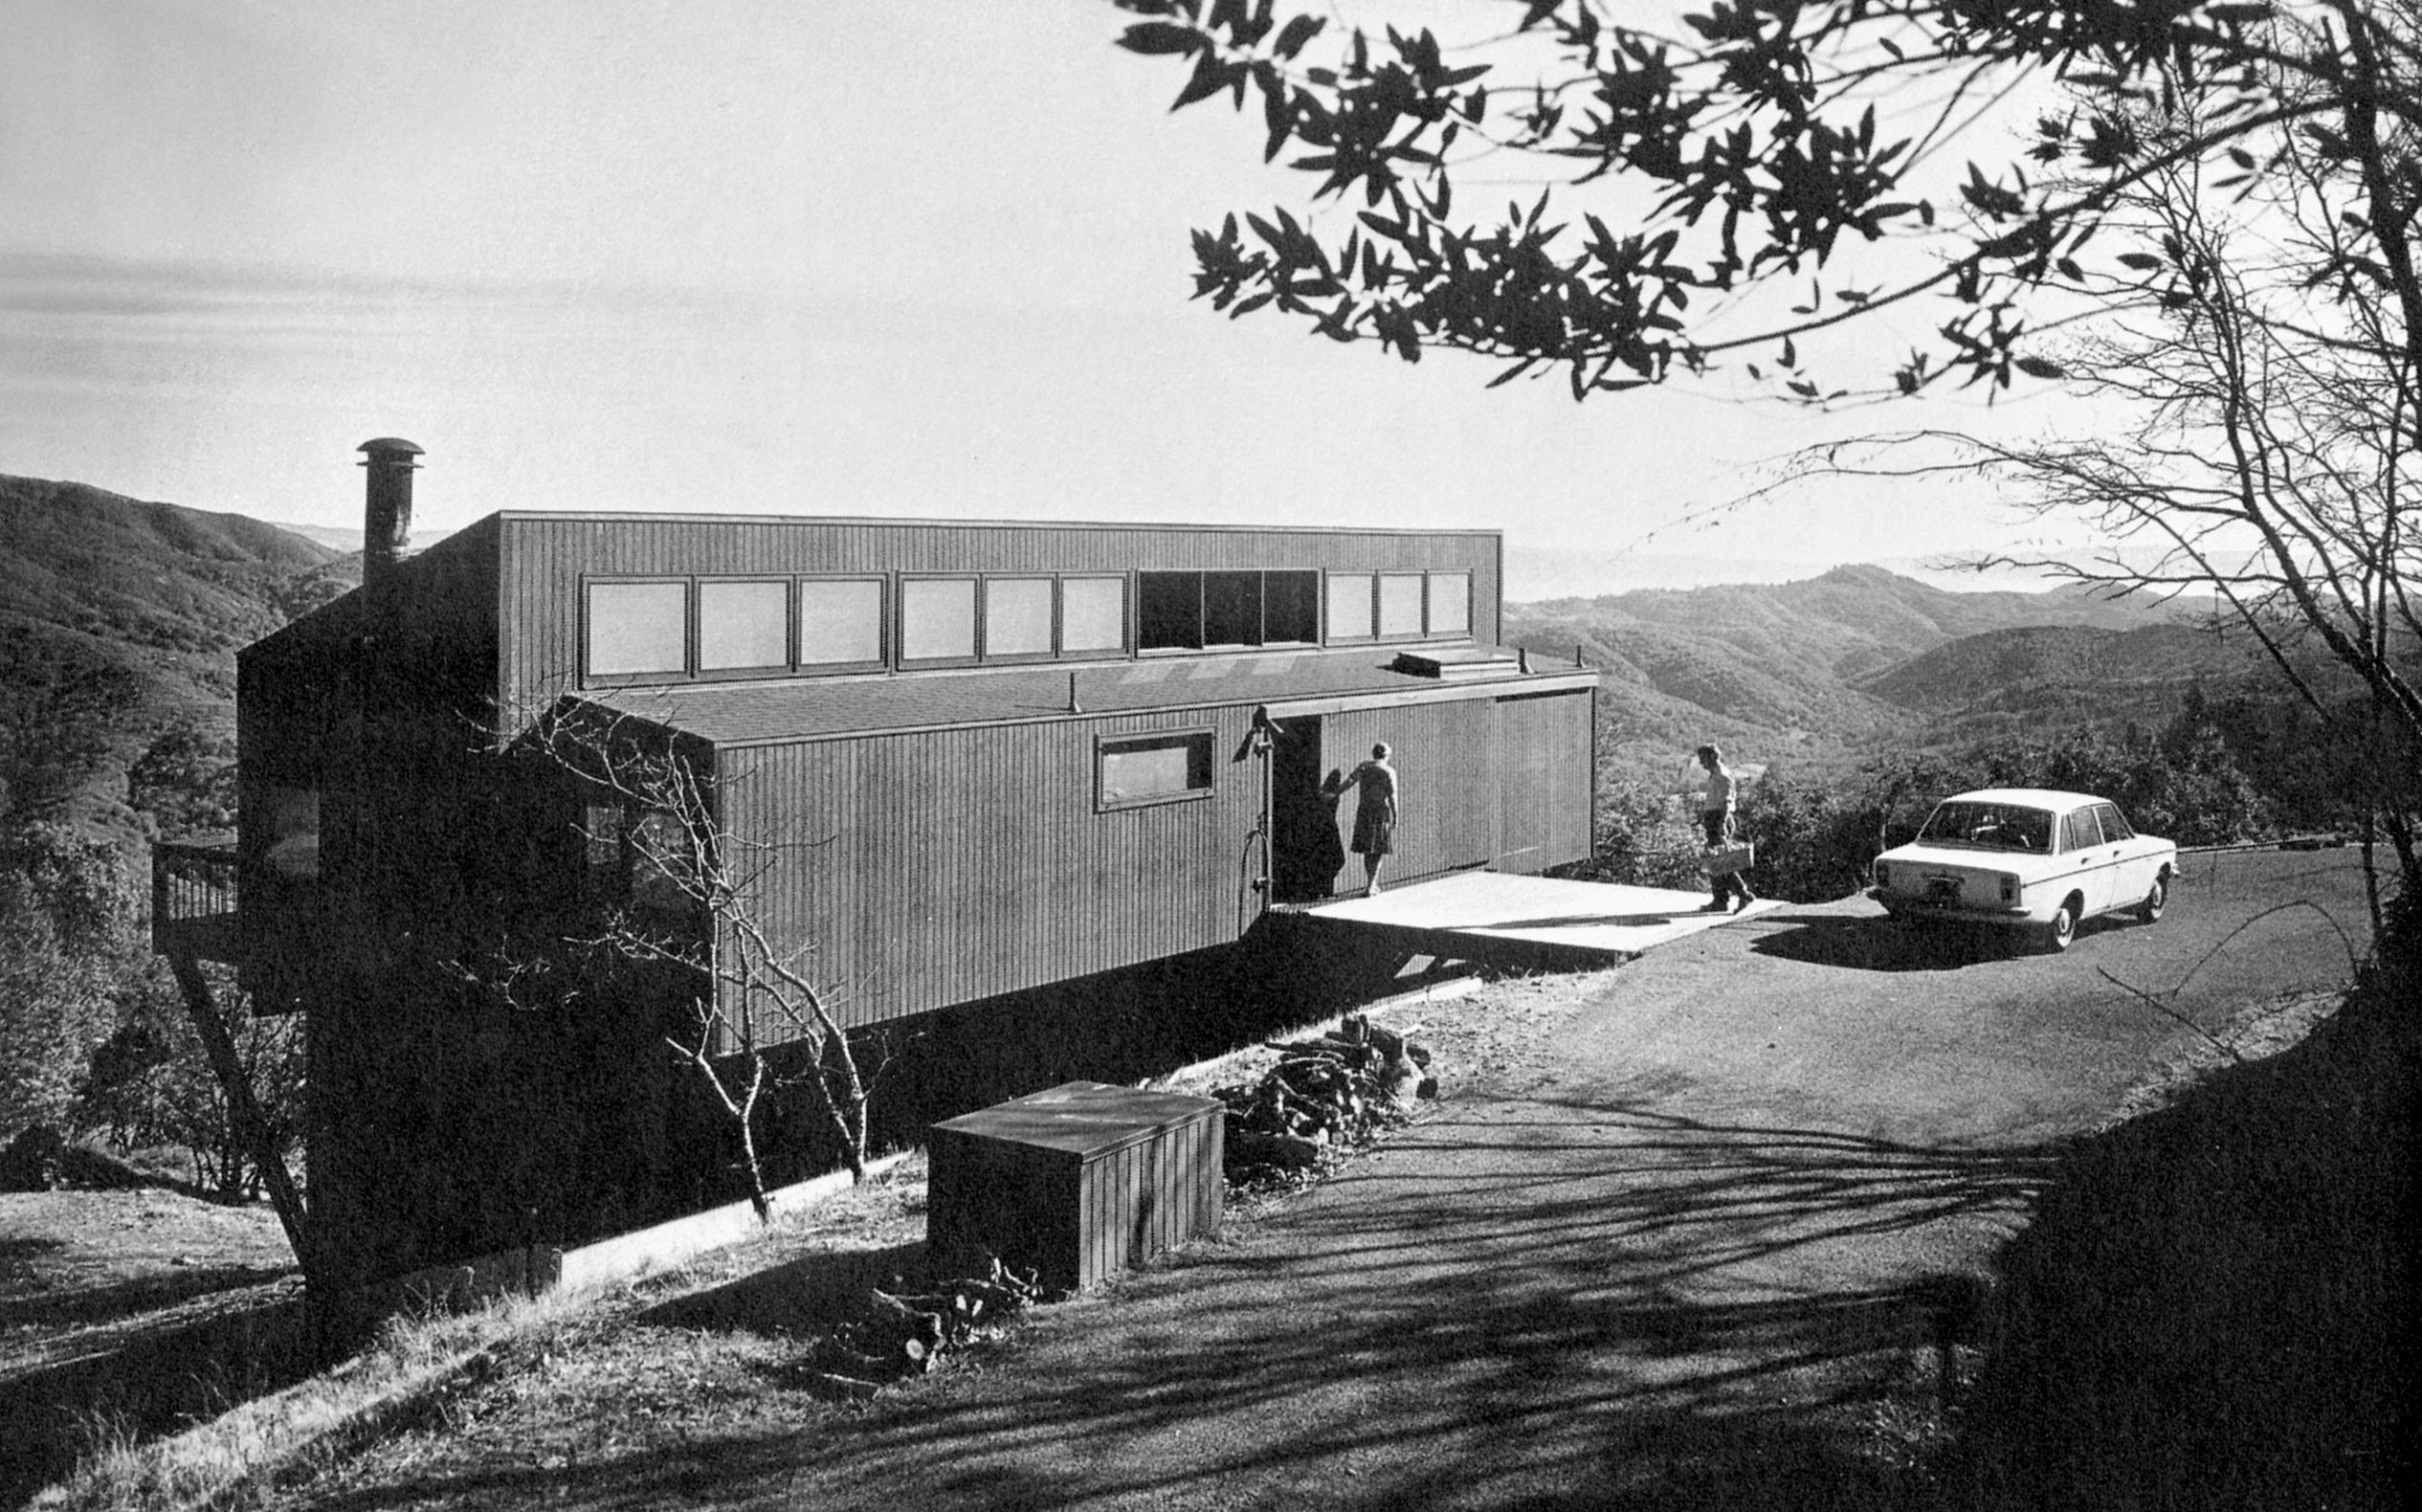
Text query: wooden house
158 440 1596 1286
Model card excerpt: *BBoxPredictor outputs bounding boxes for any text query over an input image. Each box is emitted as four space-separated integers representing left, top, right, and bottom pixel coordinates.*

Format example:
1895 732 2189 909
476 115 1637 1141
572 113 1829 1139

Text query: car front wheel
2041 899 2079 953
2138 875 2168 924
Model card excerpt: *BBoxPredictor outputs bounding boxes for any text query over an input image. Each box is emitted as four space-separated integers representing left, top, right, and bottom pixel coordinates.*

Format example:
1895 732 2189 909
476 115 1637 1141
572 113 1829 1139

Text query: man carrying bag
1693 744 1759 913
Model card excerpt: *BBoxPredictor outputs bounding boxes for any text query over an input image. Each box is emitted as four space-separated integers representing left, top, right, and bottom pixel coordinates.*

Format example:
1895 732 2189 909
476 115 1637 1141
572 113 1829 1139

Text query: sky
0 0 2102 596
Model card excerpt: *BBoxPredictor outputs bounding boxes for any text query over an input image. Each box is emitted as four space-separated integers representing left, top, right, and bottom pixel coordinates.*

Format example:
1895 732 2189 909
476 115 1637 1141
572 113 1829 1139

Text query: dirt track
295 846 2369 1512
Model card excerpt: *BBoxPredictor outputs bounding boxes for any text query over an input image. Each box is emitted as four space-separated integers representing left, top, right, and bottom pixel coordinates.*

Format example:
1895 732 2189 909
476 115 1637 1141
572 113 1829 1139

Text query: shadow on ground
1744 913 2135 972
297 1097 2057 1512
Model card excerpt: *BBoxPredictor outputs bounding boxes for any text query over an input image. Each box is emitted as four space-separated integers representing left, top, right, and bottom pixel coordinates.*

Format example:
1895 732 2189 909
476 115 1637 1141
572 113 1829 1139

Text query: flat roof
578 647 1593 747
490 509 1500 539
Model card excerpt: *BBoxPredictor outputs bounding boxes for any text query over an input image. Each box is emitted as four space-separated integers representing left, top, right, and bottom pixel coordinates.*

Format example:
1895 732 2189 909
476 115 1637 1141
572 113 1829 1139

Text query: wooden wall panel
496 516 1501 722
1493 690 1595 875
719 703 1265 1034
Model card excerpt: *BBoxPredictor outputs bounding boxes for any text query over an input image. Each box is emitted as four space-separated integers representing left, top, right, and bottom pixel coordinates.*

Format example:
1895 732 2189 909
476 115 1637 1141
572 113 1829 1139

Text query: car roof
1934 788 2108 812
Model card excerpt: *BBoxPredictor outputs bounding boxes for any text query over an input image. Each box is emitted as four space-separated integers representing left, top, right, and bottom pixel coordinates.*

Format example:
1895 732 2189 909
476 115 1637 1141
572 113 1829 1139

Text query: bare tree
1775 74 2422 887
524 700 879 1216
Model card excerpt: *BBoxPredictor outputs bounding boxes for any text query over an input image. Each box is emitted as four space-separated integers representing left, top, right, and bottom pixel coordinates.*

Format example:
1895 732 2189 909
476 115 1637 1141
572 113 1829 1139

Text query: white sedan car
1869 788 2178 952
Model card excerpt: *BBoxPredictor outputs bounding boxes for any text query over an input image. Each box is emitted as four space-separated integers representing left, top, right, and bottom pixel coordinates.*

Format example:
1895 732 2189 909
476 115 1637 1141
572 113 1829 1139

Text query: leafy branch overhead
1113 0 2419 401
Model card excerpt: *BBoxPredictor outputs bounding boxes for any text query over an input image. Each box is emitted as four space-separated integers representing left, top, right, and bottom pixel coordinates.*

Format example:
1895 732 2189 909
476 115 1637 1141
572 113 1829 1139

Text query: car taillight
1874 862 1890 887
1998 875 2016 903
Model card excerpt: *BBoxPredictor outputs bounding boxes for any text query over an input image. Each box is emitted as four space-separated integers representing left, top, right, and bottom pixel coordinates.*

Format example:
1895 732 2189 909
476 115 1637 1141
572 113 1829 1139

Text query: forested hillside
0 475 354 841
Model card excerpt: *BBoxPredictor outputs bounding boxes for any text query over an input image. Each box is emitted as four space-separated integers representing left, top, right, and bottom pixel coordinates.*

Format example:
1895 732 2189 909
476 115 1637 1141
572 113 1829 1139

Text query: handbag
1699 840 1755 877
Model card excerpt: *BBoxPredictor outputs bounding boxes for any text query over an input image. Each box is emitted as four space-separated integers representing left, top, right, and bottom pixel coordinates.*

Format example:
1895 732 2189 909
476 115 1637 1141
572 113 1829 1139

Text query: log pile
810 1256 1044 1397
1213 1013 1438 1182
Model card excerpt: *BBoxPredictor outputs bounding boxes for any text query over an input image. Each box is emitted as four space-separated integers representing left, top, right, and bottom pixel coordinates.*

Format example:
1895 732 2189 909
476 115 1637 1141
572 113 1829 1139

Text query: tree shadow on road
293 1095 2057 1512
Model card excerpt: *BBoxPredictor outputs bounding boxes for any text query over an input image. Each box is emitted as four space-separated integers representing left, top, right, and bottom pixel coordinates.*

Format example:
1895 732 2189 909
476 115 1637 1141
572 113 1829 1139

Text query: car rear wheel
2041 899 2079 953
2137 874 2168 924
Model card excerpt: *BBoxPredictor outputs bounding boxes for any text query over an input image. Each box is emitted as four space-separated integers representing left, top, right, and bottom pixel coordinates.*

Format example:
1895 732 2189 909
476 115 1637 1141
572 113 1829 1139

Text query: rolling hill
1505 566 2277 784
0 475 354 841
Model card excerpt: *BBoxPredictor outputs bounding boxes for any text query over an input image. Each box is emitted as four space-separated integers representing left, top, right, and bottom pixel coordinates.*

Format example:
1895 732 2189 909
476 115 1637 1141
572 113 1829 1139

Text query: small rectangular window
2061 810 2103 852
798 578 883 667
901 577 978 661
1264 572 1319 643
1326 573 1374 640
986 577 1054 658
1427 571 1471 636
1061 576 1125 654
2097 805 2133 840
1138 572 1203 651
1100 729 1213 808
699 580 789 671
587 581 688 678
1377 573 1424 637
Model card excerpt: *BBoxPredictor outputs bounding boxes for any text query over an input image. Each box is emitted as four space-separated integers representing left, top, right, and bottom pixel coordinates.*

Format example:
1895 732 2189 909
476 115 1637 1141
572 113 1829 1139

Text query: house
156 440 1597 1288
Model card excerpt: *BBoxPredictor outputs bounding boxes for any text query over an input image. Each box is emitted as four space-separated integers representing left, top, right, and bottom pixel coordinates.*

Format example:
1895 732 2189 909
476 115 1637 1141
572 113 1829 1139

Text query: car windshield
1917 801 2055 852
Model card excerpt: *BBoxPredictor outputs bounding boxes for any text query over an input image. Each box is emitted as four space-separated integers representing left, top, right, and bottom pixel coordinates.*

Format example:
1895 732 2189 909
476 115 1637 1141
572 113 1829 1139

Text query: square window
1203 571 1261 646
699 580 789 670
1139 572 1203 651
986 578 1054 657
1061 576 1125 654
1100 730 1212 808
1377 573 1424 636
1427 572 1471 636
901 578 978 661
587 581 687 678
798 579 883 666
1264 572 1319 643
1326 573 1374 640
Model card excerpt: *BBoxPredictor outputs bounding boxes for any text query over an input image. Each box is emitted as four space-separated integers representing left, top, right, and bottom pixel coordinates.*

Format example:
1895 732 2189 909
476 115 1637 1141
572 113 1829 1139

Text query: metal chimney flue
357 437 424 589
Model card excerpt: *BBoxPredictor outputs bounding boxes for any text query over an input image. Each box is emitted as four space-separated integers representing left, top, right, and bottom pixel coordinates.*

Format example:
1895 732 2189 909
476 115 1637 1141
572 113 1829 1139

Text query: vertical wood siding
719 705 1265 1035
1494 690 1595 874
496 516 1501 720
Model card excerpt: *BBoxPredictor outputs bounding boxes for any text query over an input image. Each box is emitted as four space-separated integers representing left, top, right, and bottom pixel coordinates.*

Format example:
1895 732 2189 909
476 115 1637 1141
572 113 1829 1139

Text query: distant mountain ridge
1 474 357 839
1505 564 2265 782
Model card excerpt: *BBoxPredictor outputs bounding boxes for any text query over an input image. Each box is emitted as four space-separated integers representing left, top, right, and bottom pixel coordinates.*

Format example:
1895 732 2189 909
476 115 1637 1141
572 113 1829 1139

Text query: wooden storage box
927 1081 1224 1291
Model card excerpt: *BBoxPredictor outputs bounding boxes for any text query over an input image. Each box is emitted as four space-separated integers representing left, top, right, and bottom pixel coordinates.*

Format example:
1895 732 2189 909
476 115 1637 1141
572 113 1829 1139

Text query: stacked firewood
1214 1013 1438 1180
811 1256 1043 1397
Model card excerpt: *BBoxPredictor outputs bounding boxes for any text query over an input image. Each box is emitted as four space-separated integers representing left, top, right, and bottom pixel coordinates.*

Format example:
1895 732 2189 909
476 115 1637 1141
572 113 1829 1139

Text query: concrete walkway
1304 871 1784 963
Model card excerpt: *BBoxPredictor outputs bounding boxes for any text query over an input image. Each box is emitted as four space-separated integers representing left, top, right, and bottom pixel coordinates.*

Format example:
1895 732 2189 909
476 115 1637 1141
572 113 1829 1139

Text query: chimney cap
357 437 425 462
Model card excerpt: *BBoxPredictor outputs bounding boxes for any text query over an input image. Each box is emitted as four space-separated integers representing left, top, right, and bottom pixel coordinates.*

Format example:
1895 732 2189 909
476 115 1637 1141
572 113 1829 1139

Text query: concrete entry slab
1299 869 1784 965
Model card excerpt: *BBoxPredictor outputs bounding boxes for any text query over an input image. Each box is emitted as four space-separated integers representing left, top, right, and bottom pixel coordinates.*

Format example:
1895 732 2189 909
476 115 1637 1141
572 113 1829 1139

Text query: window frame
1426 569 1473 638
582 576 694 686
896 573 984 669
1374 571 1428 642
979 574 1058 665
792 573 890 674
693 577 794 681
1096 726 1216 812
1324 571 1377 643
1057 573 1130 660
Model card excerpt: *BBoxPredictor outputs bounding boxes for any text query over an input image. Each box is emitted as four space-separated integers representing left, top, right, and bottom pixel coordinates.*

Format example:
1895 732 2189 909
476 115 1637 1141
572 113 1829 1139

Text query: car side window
2096 804 2134 841
2062 809 2104 852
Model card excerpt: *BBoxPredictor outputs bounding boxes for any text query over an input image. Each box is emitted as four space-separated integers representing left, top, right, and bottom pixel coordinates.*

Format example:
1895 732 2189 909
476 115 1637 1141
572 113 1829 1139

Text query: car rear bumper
1868 888 2034 925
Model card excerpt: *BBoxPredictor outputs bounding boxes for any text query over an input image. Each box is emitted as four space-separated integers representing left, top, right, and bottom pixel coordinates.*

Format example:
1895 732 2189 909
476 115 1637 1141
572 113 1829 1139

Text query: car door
2096 803 2153 903
2060 805 2117 917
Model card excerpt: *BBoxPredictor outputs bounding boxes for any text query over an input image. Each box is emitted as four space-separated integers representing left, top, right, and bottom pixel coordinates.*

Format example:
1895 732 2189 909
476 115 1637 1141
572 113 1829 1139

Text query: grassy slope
1950 906 2418 1510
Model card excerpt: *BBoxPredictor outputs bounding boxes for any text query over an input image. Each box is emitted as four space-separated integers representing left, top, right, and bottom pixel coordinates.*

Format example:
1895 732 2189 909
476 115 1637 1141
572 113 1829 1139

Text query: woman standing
1695 744 1758 912
1330 743 1400 897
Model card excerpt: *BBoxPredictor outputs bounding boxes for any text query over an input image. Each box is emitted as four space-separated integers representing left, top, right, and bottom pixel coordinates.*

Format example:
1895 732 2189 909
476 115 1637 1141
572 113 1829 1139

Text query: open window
1098 729 1213 809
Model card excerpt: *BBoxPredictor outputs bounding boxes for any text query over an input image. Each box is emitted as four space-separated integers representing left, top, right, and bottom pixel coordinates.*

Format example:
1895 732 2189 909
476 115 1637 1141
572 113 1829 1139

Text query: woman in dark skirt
1340 743 1400 896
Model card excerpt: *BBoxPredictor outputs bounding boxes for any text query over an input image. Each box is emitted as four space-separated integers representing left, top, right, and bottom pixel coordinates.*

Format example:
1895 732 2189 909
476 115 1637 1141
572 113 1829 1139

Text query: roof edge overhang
493 508 1500 540
607 669 1598 752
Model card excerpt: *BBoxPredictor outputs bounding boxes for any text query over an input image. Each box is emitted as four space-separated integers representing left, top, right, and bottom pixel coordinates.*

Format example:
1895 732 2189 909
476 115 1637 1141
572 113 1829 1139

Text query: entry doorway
1267 715 1343 903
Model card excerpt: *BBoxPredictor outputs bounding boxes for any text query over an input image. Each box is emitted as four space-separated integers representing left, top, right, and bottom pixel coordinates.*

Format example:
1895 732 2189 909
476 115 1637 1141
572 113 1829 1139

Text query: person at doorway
1330 743 1399 896
1696 743 1758 912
